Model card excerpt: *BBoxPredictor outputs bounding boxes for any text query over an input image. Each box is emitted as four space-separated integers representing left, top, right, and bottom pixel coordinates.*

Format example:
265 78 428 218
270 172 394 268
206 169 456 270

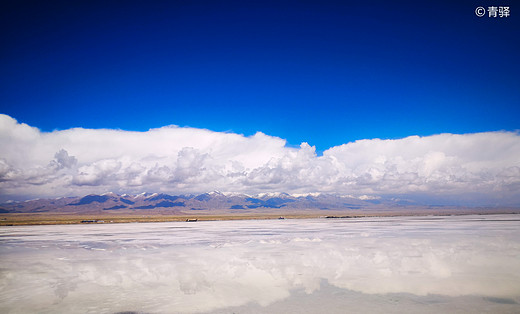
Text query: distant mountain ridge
0 191 420 214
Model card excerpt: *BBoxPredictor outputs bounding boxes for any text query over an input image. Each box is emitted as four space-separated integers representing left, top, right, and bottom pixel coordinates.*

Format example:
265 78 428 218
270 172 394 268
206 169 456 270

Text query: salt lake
1 214 520 313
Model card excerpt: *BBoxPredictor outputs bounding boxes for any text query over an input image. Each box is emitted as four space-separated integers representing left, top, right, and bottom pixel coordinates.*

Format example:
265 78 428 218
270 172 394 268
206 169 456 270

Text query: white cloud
1 114 519 205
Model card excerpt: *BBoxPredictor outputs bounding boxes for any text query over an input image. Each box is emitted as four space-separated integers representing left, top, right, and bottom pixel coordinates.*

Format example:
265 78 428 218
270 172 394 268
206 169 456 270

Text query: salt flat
1 215 519 313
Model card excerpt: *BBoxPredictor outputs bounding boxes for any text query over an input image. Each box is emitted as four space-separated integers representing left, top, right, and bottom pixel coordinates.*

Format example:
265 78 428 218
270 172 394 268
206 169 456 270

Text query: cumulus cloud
0 114 519 204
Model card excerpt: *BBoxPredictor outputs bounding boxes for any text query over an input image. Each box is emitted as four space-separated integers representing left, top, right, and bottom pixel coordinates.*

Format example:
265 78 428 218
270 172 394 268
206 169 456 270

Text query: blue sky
0 1 519 204
1 0 518 152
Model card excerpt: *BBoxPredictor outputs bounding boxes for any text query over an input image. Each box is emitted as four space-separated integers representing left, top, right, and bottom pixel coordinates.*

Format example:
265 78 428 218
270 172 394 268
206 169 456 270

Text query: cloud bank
1 114 519 205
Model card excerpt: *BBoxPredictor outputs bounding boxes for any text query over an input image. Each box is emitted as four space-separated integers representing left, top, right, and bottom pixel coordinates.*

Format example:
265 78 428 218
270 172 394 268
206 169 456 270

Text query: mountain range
1 191 425 214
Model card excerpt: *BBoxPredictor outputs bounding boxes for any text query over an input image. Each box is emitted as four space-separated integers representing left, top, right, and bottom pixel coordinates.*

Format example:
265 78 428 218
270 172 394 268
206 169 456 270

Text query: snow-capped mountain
0 191 418 214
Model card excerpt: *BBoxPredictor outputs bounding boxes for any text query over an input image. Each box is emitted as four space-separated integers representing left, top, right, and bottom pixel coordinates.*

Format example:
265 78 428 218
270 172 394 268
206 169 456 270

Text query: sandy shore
1 208 519 226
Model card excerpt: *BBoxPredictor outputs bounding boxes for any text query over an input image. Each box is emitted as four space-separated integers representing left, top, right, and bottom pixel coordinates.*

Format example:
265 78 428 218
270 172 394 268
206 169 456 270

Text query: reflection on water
1 215 519 313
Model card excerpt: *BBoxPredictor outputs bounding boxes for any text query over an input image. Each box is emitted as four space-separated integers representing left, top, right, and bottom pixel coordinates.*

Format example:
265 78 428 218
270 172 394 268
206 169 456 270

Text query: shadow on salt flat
208 281 520 314
484 296 518 304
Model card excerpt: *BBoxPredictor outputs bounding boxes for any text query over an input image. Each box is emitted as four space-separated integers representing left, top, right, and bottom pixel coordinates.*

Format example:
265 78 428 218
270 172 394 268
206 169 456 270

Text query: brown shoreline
1 208 519 226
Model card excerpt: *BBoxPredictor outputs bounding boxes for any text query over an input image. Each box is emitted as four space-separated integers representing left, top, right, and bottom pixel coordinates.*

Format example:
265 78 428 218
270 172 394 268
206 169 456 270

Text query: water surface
1 215 519 313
